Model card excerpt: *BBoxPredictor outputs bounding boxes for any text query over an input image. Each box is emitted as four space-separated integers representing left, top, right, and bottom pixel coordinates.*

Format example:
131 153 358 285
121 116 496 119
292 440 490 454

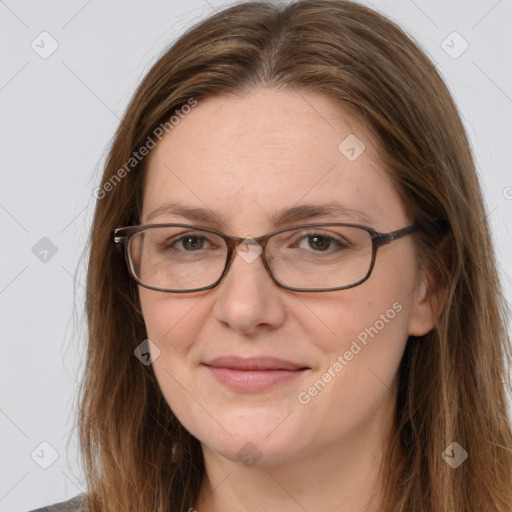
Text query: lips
203 356 309 371
202 356 310 392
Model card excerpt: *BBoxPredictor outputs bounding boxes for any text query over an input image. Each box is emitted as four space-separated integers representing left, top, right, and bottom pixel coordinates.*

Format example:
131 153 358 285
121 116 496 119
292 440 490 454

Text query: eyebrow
145 200 373 227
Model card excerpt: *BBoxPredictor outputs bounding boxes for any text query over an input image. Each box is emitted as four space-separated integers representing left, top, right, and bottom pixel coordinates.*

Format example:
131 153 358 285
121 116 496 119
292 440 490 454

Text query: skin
138 88 443 512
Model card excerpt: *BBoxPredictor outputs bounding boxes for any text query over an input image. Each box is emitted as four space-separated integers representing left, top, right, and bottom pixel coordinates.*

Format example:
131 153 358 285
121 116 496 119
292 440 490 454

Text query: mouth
202 356 310 392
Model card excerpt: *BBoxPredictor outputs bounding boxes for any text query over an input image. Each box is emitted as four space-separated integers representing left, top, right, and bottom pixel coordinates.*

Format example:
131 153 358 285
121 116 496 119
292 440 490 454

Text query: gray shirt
28 494 85 512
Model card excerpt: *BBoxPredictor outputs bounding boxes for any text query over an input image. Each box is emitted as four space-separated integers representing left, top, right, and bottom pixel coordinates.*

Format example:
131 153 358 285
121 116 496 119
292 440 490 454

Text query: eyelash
165 231 349 254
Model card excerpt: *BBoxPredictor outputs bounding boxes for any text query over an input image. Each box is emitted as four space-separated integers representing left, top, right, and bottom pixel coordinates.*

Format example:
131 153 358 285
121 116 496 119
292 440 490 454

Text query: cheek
294 295 409 438
306 292 409 385
298 256 415 401
304 280 411 359
138 290 206 423
138 289 206 356
335 248 417 346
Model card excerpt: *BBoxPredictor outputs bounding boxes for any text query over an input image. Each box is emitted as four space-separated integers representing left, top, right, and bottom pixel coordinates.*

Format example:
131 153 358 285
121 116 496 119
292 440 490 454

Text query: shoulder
27 494 86 512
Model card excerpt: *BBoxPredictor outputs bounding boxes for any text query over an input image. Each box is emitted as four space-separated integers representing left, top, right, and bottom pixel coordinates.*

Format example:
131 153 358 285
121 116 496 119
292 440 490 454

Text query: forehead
141 88 406 233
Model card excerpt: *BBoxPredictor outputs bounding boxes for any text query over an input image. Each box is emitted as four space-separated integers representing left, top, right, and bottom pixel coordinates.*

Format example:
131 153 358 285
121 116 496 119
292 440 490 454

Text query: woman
32 0 512 511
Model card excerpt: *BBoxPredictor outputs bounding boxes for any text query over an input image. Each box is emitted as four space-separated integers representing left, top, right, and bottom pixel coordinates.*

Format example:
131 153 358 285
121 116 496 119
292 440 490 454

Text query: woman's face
138 88 436 466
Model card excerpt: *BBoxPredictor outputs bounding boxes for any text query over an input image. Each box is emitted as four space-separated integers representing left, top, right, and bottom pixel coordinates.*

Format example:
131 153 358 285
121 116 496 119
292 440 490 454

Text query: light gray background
1 1 511 510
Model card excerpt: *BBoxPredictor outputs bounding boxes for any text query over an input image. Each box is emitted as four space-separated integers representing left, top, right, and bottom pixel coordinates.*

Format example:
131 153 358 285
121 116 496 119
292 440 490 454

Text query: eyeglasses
113 222 418 293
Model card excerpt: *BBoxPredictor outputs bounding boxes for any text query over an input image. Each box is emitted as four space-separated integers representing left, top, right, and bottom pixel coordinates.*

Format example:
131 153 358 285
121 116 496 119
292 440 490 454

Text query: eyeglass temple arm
374 224 418 246
391 224 417 240
375 220 449 246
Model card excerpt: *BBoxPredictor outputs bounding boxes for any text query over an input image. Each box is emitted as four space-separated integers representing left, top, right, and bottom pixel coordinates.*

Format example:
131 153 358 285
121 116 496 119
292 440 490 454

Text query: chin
187 412 311 467
203 435 303 468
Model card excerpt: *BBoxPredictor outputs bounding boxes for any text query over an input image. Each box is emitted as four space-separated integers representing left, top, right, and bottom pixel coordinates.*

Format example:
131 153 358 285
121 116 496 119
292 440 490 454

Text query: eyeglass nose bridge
223 235 272 268
219 233 277 287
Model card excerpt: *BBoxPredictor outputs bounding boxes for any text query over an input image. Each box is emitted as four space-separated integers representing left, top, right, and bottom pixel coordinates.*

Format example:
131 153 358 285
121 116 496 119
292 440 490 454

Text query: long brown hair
78 1 512 510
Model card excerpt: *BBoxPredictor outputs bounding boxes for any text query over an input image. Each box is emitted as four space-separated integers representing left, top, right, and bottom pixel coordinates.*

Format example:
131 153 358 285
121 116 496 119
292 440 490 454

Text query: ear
408 268 448 336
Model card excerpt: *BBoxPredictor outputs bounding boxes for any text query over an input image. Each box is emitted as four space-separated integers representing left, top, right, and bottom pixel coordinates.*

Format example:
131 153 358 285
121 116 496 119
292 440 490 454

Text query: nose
211 242 287 334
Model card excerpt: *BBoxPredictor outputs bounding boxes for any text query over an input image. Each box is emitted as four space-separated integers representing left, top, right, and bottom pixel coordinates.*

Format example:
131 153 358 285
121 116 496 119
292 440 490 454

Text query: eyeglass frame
113 222 419 293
